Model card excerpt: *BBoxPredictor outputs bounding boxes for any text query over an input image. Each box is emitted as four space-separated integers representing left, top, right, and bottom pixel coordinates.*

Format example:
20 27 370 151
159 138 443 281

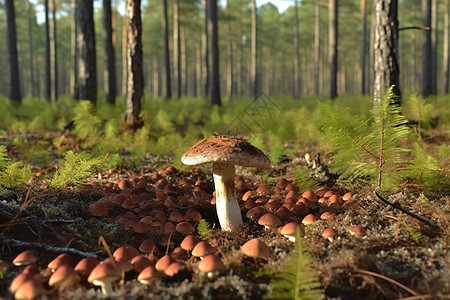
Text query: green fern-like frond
0 146 9 169
403 94 435 136
197 219 212 242
50 151 104 188
405 226 428 245
318 87 411 188
0 146 32 190
266 231 324 300
73 101 102 147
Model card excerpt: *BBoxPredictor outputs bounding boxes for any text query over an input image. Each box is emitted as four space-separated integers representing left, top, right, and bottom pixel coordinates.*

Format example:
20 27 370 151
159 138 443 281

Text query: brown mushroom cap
48 265 80 287
348 226 366 236
241 238 270 259
198 254 226 275
137 266 162 284
181 136 271 169
13 250 39 266
14 279 46 300
192 241 216 258
322 228 338 241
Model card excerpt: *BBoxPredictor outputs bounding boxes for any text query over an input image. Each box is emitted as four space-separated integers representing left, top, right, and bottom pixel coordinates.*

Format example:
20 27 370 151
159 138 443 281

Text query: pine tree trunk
26 0 35 97
181 26 187 96
422 0 432 97
329 0 338 99
360 0 367 95
121 5 128 96
70 0 78 99
77 0 97 104
373 0 400 104
314 1 320 95
251 0 258 97
162 0 171 99
293 0 300 99
103 0 117 104
5 0 21 102
125 0 143 129
208 0 221 106
202 0 209 98
173 0 181 98
50 0 58 100
226 0 233 101
431 0 437 95
44 0 51 100
444 0 450 94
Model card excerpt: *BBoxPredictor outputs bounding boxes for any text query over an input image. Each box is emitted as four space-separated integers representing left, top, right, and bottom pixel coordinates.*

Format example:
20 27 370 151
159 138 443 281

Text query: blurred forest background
0 0 448 106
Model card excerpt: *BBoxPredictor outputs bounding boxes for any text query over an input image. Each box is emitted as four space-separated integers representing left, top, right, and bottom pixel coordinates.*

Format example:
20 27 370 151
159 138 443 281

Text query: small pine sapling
0 146 32 191
73 101 102 147
318 87 411 188
197 219 212 242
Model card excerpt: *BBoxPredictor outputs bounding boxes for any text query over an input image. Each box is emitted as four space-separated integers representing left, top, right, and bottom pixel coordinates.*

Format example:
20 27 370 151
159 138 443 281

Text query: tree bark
329 0 338 99
360 0 367 95
44 0 51 100
5 0 21 102
421 0 432 97
103 0 117 104
77 0 97 104
121 5 128 96
251 0 258 97
444 0 450 94
314 1 320 95
373 0 400 104
208 0 221 106
293 0 300 99
226 0 233 101
181 26 187 96
162 0 171 99
50 0 58 100
70 0 78 98
26 0 35 97
202 0 209 98
431 0 437 95
173 0 181 98
125 0 144 129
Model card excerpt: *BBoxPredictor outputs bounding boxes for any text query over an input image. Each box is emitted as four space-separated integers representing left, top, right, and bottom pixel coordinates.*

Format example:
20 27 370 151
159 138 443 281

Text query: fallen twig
354 268 419 297
0 236 104 259
375 192 440 229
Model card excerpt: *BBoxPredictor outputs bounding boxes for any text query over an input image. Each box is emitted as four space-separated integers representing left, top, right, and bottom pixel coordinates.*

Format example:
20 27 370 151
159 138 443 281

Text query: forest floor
0 132 449 300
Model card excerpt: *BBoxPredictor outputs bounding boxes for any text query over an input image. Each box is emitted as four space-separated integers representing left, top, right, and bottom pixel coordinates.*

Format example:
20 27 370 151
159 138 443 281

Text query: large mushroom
182 136 271 231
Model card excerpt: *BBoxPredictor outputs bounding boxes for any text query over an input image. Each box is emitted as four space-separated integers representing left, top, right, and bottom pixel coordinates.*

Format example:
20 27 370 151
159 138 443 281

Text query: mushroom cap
13 250 39 266
137 266 162 284
87 262 121 285
48 265 80 287
181 136 271 169
192 241 216 258
348 226 367 236
14 278 46 300
241 238 270 259
74 257 99 277
198 254 226 274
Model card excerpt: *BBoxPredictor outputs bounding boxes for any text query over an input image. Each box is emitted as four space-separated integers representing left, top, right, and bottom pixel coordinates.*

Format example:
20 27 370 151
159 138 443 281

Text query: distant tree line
0 0 449 109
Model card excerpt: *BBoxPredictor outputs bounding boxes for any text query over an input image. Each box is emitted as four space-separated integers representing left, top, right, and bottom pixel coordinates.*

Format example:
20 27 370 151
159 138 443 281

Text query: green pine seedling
73 100 102 147
0 146 32 191
318 86 411 189
197 219 212 242
265 231 324 300
50 151 110 189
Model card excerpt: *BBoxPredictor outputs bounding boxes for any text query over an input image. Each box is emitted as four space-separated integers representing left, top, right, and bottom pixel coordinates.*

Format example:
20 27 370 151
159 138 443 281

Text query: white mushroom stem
212 162 243 231
94 281 114 297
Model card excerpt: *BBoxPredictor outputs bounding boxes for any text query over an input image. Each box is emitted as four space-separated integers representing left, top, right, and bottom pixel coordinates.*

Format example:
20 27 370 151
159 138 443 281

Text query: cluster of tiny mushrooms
5 136 365 299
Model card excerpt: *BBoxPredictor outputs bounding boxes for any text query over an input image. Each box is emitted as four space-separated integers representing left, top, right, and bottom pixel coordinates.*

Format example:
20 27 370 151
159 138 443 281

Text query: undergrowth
264 231 324 300
0 146 31 191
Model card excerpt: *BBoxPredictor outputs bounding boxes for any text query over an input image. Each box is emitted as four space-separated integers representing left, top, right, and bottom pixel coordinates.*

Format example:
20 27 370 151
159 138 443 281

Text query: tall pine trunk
121 4 128 96
77 0 97 104
360 0 367 95
373 0 400 104
173 0 181 98
444 0 449 94
208 0 221 106
162 0 171 99
26 0 35 97
293 0 300 99
226 0 233 101
314 1 320 95
329 0 338 99
5 0 21 102
125 0 144 129
103 0 117 104
70 0 78 98
44 0 51 100
431 0 437 94
50 0 58 100
251 0 258 97
421 0 432 97
202 0 209 98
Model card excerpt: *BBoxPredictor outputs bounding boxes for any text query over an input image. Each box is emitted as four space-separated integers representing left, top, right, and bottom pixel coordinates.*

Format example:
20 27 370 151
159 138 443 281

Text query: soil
0 147 449 300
